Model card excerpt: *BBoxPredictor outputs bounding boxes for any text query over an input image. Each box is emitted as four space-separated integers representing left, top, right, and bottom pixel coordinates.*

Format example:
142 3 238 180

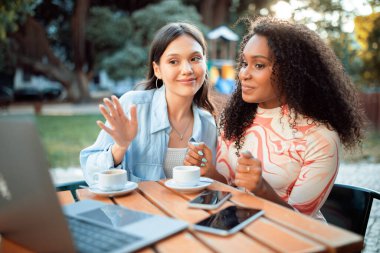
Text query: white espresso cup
93 169 127 191
172 166 200 187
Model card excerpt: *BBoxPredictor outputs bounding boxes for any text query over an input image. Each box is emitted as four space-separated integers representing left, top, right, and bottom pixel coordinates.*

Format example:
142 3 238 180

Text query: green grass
35 115 102 168
36 116 380 167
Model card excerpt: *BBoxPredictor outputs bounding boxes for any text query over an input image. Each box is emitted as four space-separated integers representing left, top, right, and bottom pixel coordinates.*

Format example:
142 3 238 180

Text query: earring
155 78 160 89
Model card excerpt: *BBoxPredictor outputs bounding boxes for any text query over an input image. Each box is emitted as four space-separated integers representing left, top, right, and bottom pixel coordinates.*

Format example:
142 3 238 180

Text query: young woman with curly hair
185 16 366 221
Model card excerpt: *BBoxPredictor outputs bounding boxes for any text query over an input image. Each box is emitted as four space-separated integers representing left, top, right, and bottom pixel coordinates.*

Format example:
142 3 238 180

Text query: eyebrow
165 51 203 58
250 55 271 61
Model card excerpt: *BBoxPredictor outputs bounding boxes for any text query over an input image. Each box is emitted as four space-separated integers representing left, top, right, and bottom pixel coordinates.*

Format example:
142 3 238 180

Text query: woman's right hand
97 95 138 150
184 142 213 176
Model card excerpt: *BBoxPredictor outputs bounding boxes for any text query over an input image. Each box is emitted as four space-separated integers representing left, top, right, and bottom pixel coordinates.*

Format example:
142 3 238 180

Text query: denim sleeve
210 130 217 165
80 92 137 185
79 129 123 185
207 122 218 165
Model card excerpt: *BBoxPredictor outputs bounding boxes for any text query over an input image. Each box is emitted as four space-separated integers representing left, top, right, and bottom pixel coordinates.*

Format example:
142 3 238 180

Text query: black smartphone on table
188 190 232 210
192 205 265 236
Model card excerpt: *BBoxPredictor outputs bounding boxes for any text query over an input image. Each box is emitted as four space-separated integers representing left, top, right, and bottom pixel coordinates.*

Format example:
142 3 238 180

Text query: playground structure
207 26 239 94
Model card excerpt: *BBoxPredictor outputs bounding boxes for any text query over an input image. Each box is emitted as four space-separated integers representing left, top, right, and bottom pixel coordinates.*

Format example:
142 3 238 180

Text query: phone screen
196 206 263 231
190 190 231 205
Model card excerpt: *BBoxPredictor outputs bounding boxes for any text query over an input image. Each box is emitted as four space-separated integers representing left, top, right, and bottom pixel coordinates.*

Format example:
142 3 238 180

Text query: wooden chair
321 183 380 236
55 180 88 202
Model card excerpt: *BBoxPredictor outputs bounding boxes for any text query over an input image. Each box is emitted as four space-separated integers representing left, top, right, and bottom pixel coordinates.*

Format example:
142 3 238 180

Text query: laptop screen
78 205 151 228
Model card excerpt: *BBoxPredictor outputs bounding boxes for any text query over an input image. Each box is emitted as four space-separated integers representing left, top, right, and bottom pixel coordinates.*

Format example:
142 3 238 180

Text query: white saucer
164 177 213 193
88 182 138 197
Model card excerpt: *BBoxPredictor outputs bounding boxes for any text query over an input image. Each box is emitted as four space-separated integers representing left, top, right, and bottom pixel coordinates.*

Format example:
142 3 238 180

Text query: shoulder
118 89 155 105
196 107 216 127
304 124 341 154
307 124 339 142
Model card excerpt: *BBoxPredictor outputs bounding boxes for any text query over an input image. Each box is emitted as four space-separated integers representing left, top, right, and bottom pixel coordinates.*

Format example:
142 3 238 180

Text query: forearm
111 143 129 166
254 179 293 210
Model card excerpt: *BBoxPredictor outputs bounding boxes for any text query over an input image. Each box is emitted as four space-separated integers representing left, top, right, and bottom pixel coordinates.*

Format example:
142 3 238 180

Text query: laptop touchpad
79 205 151 228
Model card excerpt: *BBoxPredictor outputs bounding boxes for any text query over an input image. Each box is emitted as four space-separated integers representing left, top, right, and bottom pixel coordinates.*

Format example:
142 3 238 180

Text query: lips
177 78 196 84
241 85 255 92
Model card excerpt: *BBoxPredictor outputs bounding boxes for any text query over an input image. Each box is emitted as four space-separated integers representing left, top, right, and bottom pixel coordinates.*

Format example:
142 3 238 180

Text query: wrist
204 164 216 177
111 143 129 166
252 179 266 196
114 142 129 152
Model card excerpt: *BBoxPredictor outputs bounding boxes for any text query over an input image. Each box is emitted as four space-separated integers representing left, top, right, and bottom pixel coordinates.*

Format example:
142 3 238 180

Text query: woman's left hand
184 142 212 176
234 150 263 193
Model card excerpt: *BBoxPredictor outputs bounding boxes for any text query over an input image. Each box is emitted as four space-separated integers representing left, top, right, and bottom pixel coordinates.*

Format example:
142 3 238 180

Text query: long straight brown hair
142 22 215 116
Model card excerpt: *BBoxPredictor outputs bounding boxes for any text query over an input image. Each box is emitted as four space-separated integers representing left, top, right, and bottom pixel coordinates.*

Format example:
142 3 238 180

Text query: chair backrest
55 180 88 202
321 183 380 236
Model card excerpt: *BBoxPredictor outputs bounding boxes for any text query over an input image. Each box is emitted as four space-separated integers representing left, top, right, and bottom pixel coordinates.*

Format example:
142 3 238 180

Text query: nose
239 67 251 81
181 61 193 75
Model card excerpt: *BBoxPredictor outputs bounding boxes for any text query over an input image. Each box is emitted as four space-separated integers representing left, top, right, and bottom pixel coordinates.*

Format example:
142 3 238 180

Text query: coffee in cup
93 169 127 191
172 166 200 187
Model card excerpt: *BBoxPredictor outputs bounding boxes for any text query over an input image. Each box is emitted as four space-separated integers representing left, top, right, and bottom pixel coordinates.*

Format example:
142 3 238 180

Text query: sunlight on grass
36 115 102 168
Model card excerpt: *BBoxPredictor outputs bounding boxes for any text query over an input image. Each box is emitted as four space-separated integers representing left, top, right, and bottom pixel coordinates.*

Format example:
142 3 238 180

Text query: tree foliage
87 0 207 81
0 0 38 75
86 7 132 66
355 12 380 86
0 0 39 40
2 0 379 97
281 0 380 88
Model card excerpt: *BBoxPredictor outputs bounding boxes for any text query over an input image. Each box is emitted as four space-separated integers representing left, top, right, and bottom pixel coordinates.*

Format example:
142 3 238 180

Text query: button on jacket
80 86 217 184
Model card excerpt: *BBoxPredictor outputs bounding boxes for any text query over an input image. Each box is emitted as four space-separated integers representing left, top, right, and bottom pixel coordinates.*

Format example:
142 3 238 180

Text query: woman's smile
177 77 197 85
241 84 255 93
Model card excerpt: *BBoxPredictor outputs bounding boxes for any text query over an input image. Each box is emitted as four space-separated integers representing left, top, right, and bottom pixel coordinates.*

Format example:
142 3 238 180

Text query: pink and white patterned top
216 106 341 220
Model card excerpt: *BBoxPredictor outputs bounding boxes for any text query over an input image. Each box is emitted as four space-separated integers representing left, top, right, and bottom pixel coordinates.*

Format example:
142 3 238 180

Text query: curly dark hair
220 16 366 153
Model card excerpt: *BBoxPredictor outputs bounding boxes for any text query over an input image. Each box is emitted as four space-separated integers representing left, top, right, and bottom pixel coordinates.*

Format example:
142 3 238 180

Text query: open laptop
0 118 187 253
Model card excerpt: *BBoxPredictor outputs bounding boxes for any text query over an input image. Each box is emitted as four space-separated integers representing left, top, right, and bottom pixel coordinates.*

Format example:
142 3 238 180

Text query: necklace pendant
180 135 183 140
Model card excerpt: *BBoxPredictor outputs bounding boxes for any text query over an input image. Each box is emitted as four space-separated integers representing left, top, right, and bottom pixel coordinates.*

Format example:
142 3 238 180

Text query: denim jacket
80 86 217 184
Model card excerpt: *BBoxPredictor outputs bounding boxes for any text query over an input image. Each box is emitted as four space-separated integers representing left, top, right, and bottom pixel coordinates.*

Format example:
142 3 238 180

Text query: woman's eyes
255 63 265 69
191 56 202 62
168 56 202 65
241 61 265 69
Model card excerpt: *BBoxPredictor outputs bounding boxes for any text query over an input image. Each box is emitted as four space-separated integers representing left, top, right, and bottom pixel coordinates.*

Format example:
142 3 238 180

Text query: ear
153 61 161 79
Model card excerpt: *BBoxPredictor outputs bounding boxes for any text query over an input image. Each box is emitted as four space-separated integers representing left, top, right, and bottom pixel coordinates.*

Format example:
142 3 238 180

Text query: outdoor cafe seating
3 179 365 253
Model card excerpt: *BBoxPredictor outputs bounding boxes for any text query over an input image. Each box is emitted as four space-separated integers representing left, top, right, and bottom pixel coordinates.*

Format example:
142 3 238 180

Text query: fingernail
242 150 253 157
198 151 204 156
201 163 206 167
202 158 207 162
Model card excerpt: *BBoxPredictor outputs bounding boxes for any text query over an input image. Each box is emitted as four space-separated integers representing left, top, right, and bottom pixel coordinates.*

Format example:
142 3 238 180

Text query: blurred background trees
0 0 379 101
88 0 206 81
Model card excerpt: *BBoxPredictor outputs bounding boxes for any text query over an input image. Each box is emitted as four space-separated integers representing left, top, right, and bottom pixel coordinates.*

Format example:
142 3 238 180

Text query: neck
166 95 193 121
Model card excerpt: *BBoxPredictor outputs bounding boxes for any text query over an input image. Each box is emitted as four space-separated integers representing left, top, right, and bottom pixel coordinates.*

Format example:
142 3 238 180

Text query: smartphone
188 190 232 210
192 206 264 236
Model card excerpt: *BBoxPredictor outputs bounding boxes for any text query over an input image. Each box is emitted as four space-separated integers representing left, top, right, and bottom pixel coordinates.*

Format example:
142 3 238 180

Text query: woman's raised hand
184 142 212 176
235 150 263 193
97 95 138 149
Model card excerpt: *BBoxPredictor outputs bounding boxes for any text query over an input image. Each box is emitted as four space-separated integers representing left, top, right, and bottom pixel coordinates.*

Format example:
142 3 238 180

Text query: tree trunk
200 0 231 28
200 0 215 27
213 0 230 27
75 70 91 103
11 4 93 103
71 0 91 102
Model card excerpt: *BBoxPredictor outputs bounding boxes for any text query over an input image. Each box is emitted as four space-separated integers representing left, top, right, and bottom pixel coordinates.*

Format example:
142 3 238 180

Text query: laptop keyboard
66 215 142 253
